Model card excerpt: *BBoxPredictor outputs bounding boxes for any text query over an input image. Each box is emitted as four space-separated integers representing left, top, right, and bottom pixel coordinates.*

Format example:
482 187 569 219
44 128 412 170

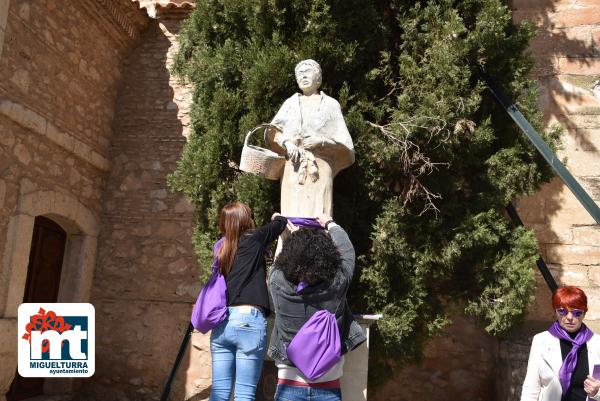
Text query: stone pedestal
341 314 381 401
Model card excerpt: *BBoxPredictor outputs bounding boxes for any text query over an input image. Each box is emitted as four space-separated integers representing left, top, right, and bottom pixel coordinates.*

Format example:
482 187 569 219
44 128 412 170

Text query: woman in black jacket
209 202 287 401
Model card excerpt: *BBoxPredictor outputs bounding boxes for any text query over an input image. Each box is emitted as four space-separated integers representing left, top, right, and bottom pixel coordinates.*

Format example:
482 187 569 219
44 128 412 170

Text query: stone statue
266 59 355 218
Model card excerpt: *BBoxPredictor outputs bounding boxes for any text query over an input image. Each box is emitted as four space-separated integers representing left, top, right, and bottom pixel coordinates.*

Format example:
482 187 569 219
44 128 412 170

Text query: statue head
295 59 322 95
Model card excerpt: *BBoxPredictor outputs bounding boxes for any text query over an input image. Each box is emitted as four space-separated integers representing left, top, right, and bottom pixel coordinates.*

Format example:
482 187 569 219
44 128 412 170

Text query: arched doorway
0 190 100 399
6 216 67 401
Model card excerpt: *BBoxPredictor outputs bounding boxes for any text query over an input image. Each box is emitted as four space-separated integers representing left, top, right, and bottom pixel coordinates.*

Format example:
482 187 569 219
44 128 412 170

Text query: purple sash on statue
190 237 227 334
286 217 324 229
547 321 594 394
296 281 309 293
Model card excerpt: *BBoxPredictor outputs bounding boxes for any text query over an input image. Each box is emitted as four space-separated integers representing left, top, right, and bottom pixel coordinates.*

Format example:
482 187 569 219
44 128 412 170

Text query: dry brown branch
368 119 449 215
376 84 399 103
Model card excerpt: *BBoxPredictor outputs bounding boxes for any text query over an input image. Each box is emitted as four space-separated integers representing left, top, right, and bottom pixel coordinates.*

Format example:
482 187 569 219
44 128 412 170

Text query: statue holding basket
240 59 355 219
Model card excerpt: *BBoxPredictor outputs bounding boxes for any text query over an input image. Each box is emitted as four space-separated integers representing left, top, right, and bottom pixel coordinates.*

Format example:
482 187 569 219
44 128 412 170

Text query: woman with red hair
521 286 600 401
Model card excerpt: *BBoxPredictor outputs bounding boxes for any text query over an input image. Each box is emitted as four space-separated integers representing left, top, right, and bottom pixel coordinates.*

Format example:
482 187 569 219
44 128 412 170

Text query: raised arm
316 214 355 281
252 214 288 246
328 224 355 281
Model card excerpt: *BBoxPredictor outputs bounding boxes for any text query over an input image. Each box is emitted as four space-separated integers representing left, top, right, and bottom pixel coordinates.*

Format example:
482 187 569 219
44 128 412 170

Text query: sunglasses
556 308 585 318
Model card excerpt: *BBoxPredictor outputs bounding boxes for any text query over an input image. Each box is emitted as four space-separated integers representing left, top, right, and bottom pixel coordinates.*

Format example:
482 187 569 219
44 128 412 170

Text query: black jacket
226 216 287 315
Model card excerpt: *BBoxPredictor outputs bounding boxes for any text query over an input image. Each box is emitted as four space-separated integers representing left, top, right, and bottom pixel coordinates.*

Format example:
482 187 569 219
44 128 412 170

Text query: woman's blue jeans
209 306 267 401
274 384 342 401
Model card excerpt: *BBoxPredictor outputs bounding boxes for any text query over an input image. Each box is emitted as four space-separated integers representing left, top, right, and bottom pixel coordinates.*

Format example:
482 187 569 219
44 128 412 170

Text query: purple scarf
548 321 594 394
286 217 324 229
296 281 309 293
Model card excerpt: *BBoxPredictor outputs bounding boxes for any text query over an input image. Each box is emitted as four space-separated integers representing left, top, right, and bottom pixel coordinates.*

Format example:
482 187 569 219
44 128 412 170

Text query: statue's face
295 66 321 94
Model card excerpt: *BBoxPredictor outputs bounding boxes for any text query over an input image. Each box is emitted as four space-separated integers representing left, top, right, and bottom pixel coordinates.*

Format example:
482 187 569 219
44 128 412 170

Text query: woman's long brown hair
217 202 255 276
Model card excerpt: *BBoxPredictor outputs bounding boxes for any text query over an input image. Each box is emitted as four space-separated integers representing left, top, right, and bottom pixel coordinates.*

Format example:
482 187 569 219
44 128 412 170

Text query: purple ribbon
547 321 594 394
296 281 309 293
286 217 324 229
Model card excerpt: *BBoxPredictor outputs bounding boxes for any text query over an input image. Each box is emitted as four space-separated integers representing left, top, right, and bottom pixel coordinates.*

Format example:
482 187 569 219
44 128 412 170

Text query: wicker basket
239 124 285 181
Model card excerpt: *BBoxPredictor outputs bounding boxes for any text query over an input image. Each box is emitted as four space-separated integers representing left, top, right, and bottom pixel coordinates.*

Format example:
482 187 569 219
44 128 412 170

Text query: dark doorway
6 216 67 401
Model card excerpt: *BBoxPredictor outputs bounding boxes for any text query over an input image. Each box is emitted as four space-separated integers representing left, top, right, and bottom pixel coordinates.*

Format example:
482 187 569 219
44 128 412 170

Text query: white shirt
277 356 344 383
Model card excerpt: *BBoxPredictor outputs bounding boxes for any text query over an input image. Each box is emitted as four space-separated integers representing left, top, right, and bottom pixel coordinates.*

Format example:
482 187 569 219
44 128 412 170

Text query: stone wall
370 310 498 401
499 0 600 399
0 0 147 399
1 0 147 158
0 0 9 59
80 13 197 401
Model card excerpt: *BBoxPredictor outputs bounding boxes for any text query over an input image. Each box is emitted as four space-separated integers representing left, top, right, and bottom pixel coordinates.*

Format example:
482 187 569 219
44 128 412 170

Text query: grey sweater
267 224 367 365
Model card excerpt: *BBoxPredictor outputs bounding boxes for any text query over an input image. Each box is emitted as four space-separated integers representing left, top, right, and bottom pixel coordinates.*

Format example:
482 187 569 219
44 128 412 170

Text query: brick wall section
0 0 146 314
0 0 146 157
0 114 105 311
0 0 9 59
82 17 196 401
0 0 148 398
0 0 147 254
370 310 497 401
497 338 532 401
499 0 600 399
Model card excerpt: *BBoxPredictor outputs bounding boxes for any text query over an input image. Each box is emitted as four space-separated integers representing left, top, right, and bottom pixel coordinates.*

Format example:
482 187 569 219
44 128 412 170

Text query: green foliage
169 0 559 388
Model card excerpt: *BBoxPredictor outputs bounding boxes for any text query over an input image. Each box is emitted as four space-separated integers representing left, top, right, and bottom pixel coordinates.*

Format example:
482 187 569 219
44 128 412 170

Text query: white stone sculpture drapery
266 60 354 218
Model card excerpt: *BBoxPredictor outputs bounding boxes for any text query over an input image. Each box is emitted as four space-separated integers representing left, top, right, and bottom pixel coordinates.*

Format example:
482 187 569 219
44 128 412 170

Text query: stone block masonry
502 1 600 400
0 0 148 399
0 0 146 157
82 16 197 401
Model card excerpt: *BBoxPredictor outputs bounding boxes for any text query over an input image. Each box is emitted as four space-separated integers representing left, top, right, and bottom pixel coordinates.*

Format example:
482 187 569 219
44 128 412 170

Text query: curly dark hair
275 228 341 285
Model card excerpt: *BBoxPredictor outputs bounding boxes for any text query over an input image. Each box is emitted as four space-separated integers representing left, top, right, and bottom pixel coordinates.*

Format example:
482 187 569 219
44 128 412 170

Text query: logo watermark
18 303 95 377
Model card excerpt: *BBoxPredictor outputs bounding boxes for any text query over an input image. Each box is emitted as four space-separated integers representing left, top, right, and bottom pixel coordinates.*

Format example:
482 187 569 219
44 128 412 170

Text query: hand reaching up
316 213 333 228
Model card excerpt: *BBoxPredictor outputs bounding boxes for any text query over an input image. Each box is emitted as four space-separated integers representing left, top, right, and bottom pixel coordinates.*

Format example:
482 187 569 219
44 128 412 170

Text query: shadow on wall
371 306 498 401
512 0 600 251
512 0 600 147
77 17 202 401
506 1 600 400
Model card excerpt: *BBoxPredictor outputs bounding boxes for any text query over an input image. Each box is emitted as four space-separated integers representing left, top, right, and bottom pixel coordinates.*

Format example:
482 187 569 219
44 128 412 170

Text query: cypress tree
168 0 560 385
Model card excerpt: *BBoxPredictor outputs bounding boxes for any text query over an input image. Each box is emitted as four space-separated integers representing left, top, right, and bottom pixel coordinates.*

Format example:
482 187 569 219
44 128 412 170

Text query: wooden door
6 216 67 401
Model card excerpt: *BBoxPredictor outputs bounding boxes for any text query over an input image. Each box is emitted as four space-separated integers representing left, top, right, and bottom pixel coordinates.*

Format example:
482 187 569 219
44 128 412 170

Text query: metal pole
506 203 558 292
481 70 600 226
160 323 194 401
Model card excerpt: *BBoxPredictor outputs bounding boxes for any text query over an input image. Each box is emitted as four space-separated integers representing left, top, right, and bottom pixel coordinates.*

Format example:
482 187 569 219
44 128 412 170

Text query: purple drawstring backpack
286 282 343 381
190 237 227 334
